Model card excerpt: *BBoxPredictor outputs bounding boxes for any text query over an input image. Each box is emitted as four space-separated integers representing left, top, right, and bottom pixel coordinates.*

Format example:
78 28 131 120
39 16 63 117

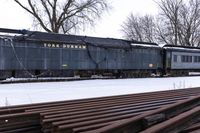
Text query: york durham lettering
43 43 86 49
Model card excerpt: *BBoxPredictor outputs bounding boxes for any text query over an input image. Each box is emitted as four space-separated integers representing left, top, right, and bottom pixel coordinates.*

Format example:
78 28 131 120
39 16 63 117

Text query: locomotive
0 28 199 79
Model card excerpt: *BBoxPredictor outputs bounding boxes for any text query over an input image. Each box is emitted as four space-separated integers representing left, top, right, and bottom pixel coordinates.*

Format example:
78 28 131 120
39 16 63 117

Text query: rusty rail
0 87 200 133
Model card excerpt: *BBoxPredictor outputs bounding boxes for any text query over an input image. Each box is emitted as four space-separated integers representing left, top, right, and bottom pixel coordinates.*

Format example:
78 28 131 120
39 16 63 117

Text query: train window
194 56 200 63
181 55 192 63
189 56 192 62
181 55 186 62
173 55 177 62
194 56 198 62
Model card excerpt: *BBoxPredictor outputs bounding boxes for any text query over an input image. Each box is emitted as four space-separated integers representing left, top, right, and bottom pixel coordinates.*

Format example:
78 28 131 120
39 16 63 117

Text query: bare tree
156 0 183 45
157 0 200 46
179 0 200 46
122 0 200 46
14 0 109 34
121 14 156 42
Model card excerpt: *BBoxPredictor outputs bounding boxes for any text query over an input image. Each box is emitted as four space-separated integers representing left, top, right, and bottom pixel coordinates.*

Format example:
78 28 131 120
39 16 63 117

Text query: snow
0 76 200 107
131 43 159 48
164 46 200 52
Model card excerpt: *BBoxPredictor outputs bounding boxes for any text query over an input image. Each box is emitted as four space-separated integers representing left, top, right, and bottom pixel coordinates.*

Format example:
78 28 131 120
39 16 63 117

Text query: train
0 28 200 79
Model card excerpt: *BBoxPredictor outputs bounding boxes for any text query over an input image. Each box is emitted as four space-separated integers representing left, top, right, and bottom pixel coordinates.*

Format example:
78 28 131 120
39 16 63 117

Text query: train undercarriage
1 68 199 81
0 69 161 80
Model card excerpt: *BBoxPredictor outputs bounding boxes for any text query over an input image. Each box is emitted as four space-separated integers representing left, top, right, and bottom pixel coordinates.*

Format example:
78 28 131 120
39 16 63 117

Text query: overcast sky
0 0 158 38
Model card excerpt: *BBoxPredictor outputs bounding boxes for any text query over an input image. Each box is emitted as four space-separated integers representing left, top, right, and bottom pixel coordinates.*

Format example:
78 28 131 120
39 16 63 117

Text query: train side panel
171 51 200 69
164 46 200 76
0 31 163 79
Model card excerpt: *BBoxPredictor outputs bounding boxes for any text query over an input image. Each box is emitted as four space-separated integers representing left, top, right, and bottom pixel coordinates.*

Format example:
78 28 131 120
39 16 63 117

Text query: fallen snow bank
0 76 200 107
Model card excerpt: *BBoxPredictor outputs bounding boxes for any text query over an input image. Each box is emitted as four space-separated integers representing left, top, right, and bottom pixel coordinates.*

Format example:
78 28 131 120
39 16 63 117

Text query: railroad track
0 87 200 133
0 76 115 84
1 75 199 84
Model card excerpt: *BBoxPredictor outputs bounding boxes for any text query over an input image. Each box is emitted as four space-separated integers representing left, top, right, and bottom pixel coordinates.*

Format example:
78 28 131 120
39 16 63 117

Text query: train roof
0 28 159 49
21 31 159 49
163 44 200 52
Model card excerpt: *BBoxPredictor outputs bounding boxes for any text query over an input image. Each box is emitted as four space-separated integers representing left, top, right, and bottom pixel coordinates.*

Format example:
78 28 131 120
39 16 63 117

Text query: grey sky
0 0 158 38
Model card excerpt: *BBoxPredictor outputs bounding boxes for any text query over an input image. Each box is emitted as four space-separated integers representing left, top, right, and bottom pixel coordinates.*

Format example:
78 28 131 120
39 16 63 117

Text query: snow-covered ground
0 76 200 107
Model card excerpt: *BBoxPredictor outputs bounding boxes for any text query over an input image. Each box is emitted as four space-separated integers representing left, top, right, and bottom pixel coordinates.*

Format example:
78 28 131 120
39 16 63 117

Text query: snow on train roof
0 28 159 48
163 45 200 52
131 43 160 48
13 31 159 48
